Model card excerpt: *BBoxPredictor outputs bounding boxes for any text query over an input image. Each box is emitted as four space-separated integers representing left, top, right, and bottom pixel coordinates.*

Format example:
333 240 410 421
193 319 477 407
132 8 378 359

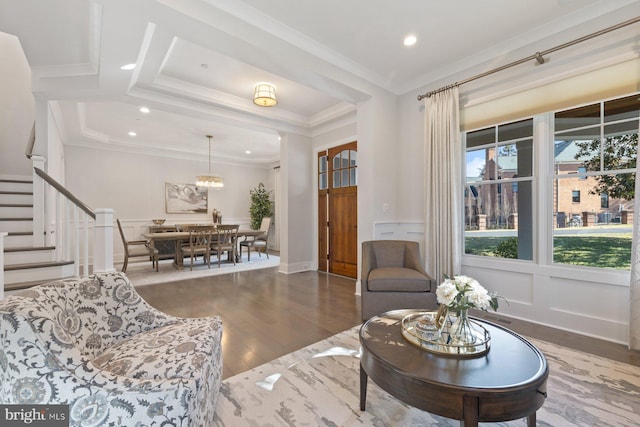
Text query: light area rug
124 253 279 287
213 326 640 427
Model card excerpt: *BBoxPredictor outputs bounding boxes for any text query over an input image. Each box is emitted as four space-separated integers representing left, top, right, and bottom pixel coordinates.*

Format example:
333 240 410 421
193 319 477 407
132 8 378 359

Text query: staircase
1 177 74 291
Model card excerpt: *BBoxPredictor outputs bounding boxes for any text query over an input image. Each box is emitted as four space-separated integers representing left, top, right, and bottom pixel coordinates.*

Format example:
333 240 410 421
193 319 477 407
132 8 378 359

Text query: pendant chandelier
196 135 224 189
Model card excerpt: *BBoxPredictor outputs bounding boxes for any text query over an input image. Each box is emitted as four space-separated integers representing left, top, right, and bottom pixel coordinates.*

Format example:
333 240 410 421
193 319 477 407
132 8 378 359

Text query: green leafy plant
249 182 273 230
495 237 518 259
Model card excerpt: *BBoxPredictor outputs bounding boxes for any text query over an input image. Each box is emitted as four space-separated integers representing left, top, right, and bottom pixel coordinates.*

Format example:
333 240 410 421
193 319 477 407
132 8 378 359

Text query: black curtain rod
417 16 640 101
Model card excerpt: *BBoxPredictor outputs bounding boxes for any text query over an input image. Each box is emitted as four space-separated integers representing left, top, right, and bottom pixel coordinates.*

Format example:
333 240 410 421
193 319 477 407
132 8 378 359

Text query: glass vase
449 309 477 346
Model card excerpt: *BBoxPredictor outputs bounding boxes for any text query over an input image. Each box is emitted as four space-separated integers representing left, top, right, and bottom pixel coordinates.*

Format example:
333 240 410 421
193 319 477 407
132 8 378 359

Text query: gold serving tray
401 311 491 358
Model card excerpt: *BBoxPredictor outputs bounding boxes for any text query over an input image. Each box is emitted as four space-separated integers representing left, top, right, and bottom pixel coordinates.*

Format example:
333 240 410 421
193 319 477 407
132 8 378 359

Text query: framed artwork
165 182 208 213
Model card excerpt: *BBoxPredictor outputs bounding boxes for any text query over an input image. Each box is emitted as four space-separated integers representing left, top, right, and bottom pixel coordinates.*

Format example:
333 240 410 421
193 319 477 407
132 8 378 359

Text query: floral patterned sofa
0 271 223 426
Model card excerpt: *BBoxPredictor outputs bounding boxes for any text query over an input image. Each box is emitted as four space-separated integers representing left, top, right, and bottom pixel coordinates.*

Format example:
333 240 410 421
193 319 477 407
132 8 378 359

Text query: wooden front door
318 141 357 278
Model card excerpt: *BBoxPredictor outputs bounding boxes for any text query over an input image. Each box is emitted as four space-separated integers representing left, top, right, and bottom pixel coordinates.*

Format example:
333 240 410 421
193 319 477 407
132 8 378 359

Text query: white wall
279 132 313 273
0 32 33 176
65 145 271 259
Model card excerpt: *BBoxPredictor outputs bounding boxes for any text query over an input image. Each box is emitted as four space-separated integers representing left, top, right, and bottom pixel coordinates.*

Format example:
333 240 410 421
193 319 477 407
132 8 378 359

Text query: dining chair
239 217 271 261
211 225 239 267
116 218 158 273
185 229 212 271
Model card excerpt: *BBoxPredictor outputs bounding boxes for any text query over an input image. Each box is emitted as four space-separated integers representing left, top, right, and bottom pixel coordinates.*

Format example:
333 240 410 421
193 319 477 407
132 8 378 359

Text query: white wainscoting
372 221 631 345
373 221 426 253
463 256 630 344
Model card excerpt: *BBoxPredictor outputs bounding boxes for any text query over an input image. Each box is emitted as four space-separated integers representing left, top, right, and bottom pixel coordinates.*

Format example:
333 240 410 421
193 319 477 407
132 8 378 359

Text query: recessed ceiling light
139 106 150 114
403 35 417 46
120 63 136 70
245 150 252 155
128 131 137 136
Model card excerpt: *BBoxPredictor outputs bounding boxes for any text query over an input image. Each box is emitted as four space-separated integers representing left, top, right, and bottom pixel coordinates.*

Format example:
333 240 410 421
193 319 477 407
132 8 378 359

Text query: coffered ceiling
1 0 637 164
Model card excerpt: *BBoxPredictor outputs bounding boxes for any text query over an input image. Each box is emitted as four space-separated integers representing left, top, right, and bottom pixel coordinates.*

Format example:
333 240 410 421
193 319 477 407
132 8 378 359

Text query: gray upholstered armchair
361 240 438 321
0 272 222 426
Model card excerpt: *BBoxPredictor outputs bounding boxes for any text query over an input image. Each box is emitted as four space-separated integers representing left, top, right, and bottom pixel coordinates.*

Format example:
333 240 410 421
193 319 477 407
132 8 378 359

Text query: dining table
143 228 264 270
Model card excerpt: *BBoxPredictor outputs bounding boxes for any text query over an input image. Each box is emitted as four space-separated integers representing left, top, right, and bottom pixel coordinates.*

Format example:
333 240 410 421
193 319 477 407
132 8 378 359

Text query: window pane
333 154 340 170
333 171 340 188
553 172 634 269
604 94 640 123
466 149 487 181
498 119 533 142
602 122 638 171
555 134 600 174
350 168 357 186
342 169 349 187
350 150 357 166
497 139 533 178
319 155 327 173
464 181 533 260
319 173 327 190
340 150 349 168
467 127 495 148
555 103 600 131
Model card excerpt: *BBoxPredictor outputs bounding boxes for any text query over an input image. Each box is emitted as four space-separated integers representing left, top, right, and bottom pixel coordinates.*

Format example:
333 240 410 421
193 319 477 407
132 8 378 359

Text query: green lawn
465 234 632 270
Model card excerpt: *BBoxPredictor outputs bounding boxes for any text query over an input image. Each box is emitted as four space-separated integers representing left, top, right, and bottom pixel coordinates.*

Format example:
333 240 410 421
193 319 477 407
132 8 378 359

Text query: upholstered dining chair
211 224 239 267
239 217 271 261
185 229 213 270
117 218 158 273
360 240 438 321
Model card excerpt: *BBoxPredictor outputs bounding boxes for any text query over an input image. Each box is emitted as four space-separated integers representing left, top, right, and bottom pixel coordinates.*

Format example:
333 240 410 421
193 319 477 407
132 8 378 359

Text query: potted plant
249 182 273 230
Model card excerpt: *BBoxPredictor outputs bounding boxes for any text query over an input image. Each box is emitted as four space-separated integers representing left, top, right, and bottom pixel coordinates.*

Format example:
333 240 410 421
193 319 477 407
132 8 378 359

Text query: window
553 94 638 269
464 92 638 270
572 190 580 203
318 155 328 190
464 118 533 260
332 150 357 188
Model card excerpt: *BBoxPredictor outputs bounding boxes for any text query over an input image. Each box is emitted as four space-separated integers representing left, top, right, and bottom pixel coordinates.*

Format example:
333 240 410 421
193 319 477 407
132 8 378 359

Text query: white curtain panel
629 166 640 350
423 87 462 283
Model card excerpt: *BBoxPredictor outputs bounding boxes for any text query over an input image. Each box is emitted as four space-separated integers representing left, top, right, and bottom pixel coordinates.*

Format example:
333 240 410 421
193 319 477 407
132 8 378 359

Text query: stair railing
32 166 114 276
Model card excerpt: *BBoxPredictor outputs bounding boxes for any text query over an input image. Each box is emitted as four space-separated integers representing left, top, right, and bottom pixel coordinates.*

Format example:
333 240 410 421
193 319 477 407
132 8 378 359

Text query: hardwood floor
136 267 361 378
136 267 640 379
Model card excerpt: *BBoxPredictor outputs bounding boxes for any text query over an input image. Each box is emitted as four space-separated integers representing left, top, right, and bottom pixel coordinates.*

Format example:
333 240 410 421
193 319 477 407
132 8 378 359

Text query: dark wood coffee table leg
462 395 479 427
527 412 536 426
360 363 368 411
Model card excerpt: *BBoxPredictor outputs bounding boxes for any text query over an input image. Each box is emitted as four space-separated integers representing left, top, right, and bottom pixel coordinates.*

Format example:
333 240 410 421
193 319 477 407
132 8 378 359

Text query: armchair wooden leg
122 256 129 273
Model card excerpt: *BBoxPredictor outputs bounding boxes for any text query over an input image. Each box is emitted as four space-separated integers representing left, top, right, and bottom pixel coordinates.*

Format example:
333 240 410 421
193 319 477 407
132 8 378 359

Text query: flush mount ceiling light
253 82 277 107
196 135 224 189
403 35 417 46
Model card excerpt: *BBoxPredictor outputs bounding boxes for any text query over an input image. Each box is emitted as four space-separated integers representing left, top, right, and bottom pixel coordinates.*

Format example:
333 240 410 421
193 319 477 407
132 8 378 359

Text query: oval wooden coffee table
360 309 548 427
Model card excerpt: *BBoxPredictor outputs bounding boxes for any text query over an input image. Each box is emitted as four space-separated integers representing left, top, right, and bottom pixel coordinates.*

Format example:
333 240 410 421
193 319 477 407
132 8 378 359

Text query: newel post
93 208 115 273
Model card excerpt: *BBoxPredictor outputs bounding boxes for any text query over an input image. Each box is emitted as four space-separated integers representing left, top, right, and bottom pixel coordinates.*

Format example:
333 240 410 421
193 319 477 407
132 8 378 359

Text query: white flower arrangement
436 275 502 316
